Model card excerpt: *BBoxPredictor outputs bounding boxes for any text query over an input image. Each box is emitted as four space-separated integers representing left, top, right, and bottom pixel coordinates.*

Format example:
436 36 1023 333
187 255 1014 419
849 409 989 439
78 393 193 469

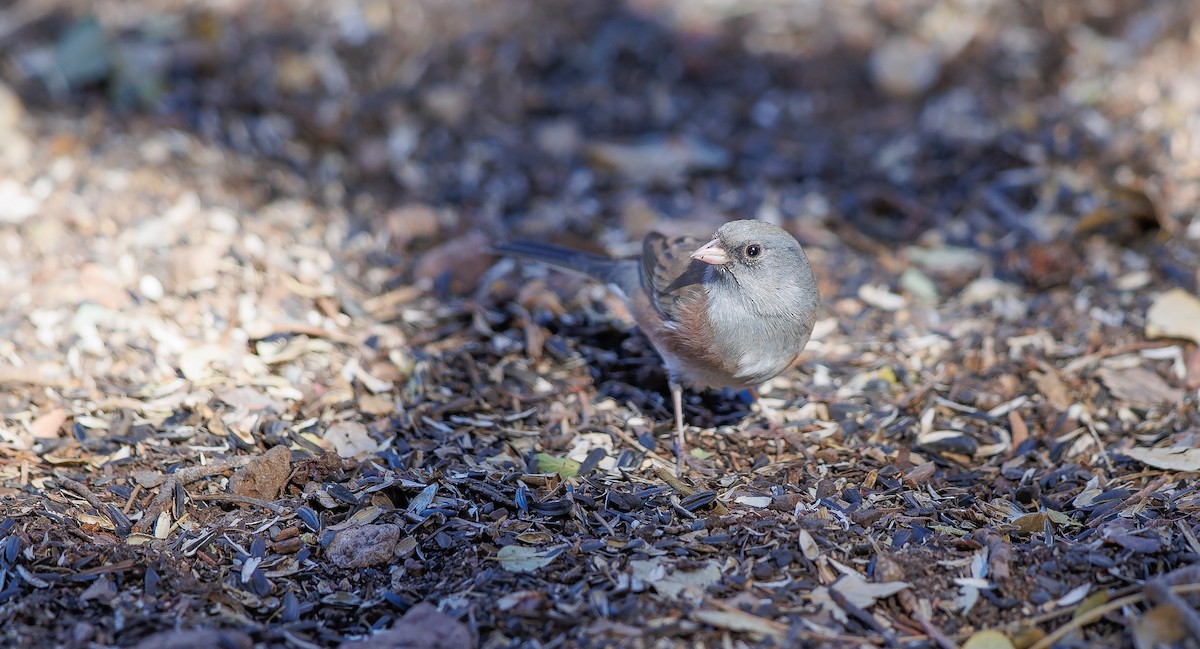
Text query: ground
0 1 1199 648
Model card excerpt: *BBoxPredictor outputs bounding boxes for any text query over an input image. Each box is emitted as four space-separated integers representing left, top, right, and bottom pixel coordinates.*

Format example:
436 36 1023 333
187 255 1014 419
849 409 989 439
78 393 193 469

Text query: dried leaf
29 408 67 439
1120 446 1200 472
962 630 1015 649
322 421 380 459
1133 604 1186 649
798 529 819 561
496 545 560 573
692 608 786 639
811 573 910 622
153 512 171 539
1096 367 1183 405
630 558 721 600
1036 370 1071 410
1146 288 1200 345
535 453 580 478
1008 410 1029 449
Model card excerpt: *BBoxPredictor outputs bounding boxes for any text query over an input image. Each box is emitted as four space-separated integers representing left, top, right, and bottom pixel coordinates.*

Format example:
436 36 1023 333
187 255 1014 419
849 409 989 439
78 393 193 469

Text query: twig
1029 583 1200 649
1087 475 1169 528
911 611 957 649
829 587 896 646
122 483 142 515
1145 564 1200 641
653 466 728 515
1014 584 1141 628
132 456 251 534
190 492 287 514
654 466 694 495
1081 416 1114 474
50 477 106 512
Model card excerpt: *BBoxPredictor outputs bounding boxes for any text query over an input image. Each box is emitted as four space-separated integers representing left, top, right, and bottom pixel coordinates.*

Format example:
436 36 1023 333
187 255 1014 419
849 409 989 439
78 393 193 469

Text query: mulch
1 1 1198 647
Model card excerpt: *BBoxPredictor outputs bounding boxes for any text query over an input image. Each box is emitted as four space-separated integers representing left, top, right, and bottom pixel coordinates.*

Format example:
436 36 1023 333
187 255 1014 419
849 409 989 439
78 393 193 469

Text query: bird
495 219 820 473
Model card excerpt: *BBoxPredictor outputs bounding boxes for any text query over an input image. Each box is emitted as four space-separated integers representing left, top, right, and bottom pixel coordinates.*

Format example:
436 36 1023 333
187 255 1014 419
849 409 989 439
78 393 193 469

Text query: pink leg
671 381 685 476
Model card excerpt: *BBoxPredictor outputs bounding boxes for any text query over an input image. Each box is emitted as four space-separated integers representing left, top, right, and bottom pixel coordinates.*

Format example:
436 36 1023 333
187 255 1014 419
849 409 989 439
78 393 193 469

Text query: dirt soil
1 1 1199 648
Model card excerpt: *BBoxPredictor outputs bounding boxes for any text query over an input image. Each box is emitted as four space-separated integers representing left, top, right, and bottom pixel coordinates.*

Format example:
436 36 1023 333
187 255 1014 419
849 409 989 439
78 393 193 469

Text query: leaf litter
0 1 1198 648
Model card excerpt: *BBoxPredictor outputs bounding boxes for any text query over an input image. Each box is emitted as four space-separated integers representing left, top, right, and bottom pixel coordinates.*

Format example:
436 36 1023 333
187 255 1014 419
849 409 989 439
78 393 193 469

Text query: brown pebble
326 524 401 569
273 537 303 554
273 526 299 542
228 445 291 501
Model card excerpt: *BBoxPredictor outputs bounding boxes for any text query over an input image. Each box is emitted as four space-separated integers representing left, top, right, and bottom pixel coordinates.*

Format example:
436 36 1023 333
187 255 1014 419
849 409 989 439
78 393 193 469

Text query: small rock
585 135 728 185
959 278 1018 305
870 35 942 98
327 523 401 568
906 245 985 275
0 179 39 224
139 275 165 301
899 268 938 303
338 602 473 649
80 576 117 601
534 119 581 158
71 621 95 644
857 284 907 311
228 445 292 501
275 51 319 93
421 84 470 126
132 629 253 649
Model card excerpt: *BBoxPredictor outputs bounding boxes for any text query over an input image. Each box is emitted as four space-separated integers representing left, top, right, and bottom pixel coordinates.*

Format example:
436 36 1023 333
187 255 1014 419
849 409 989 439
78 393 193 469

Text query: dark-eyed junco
497 220 819 472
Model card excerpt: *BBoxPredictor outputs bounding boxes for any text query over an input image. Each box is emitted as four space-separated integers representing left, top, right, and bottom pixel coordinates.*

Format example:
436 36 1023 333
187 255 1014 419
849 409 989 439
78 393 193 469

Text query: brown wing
640 232 708 322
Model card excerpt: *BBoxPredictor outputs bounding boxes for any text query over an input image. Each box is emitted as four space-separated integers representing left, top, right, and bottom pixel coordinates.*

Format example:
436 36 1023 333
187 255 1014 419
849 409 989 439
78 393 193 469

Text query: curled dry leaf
322 421 380 459
962 629 1015 649
496 545 561 574
1035 370 1072 410
734 496 772 508
1096 367 1183 406
1119 446 1200 472
691 608 786 639
29 408 67 439
810 573 910 623
630 558 721 600
1145 288 1200 345
1133 603 1186 649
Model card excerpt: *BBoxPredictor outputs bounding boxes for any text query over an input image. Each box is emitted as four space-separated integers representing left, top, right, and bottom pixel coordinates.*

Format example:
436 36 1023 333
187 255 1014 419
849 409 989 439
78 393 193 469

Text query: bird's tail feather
494 241 614 280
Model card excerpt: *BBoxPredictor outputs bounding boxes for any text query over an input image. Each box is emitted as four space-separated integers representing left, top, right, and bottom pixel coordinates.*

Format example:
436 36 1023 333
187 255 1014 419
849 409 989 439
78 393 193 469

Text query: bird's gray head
690 219 818 316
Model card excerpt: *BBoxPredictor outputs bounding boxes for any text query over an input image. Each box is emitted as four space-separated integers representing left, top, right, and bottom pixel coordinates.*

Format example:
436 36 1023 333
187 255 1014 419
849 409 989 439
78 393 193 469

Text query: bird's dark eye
744 244 762 258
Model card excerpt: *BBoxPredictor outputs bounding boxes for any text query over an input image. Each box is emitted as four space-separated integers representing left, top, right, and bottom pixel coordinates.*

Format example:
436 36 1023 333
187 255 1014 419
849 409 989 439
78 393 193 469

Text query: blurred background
3 3 1200 646
2 0 1197 293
